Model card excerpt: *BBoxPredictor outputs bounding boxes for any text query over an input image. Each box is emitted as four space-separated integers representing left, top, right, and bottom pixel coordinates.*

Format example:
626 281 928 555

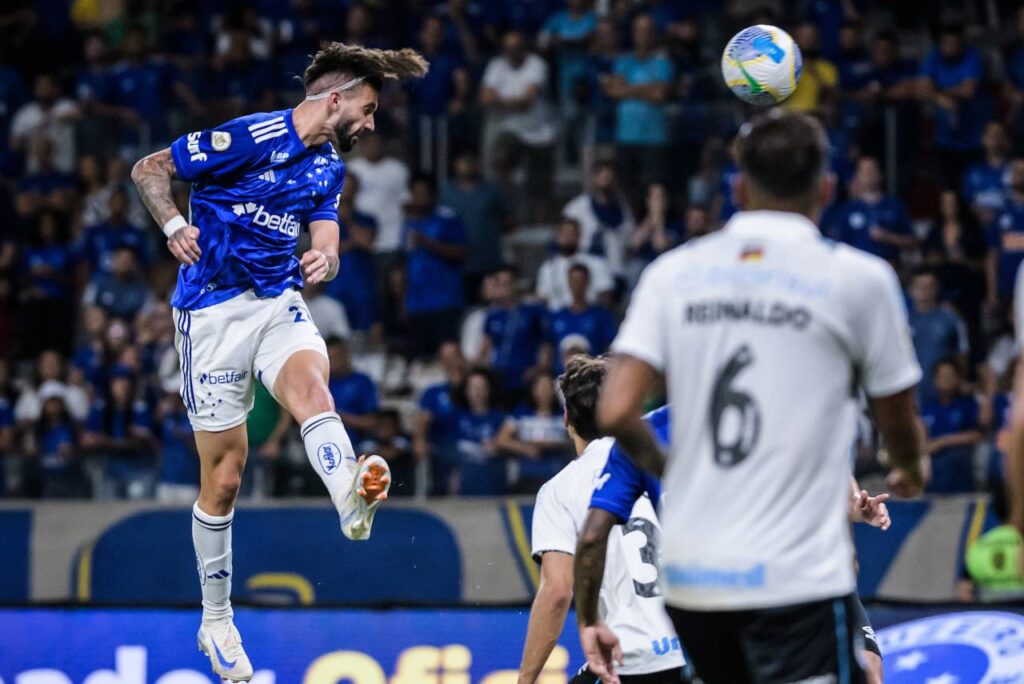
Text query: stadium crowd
1 0 1023 499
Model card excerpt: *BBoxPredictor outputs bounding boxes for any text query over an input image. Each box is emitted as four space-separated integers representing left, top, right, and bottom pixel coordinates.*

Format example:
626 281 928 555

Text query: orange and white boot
339 454 390 540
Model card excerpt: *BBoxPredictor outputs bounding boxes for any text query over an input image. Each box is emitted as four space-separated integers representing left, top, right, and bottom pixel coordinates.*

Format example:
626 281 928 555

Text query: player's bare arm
870 388 927 498
597 355 666 477
304 220 342 284
131 147 202 266
574 508 624 684
518 551 574 684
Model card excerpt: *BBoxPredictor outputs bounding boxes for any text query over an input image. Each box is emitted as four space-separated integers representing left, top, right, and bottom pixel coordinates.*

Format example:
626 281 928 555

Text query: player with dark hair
597 110 927 683
519 355 686 684
131 43 427 681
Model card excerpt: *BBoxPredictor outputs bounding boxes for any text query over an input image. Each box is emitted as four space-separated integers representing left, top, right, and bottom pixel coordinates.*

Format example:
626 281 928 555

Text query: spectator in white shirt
562 161 635 276
536 217 615 310
347 134 411 260
304 281 352 342
9 75 80 174
480 30 558 221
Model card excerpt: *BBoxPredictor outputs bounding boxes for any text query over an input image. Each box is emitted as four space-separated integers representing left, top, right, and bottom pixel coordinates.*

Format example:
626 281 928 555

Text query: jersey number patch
288 305 307 323
624 516 661 598
709 344 761 467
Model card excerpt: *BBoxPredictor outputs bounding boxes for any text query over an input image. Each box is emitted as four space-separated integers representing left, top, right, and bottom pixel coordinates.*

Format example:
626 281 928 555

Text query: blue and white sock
192 502 233 623
301 411 358 505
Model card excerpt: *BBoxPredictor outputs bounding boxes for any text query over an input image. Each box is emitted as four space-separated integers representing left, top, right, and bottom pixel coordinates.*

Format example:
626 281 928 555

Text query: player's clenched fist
167 225 202 265
300 249 337 285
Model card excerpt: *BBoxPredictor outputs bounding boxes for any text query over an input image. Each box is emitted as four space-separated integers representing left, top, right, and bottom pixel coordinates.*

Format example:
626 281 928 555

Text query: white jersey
531 438 684 675
613 210 921 611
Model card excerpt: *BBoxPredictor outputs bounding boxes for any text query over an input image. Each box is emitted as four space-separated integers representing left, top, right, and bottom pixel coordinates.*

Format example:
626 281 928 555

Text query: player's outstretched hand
167 225 202 265
301 249 330 285
855 490 891 530
580 622 623 684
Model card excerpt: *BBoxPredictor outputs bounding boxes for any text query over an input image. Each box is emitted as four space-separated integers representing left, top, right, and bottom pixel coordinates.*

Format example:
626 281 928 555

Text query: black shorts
666 593 866 684
851 592 881 657
569 665 690 684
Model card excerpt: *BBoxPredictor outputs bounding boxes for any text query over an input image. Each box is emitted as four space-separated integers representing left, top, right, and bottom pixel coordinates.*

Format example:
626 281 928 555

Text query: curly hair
558 355 608 441
303 42 429 93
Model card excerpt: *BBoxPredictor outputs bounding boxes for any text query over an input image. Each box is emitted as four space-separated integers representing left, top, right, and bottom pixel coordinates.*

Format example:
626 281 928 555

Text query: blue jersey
169 109 345 310
589 406 670 522
962 161 1007 214
831 196 912 261
986 200 1024 297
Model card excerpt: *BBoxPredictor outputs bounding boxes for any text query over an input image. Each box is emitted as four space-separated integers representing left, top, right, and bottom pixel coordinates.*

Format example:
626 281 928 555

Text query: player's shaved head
737 111 831 215
303 42 429 94
559 355 608 441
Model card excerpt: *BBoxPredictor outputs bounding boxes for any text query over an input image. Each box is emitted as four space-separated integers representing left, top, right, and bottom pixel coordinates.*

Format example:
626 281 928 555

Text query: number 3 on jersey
624 516 661 598
710 344 761 467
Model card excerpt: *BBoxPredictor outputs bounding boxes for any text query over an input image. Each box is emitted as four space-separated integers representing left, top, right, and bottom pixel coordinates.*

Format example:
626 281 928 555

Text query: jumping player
131 44 428 681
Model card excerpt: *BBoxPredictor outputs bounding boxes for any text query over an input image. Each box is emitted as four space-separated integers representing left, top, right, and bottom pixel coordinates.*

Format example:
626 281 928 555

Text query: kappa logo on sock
318 442 343 475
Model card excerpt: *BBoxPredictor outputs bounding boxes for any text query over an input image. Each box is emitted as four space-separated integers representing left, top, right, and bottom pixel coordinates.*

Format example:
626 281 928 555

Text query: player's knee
210 469 242 508
290 380 334 416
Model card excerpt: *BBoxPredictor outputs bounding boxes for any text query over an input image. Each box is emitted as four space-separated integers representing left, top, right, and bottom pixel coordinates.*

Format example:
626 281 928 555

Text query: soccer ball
721 25 802 106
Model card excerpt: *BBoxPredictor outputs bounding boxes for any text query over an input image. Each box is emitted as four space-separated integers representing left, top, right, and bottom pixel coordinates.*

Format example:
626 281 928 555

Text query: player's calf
300 411 390 539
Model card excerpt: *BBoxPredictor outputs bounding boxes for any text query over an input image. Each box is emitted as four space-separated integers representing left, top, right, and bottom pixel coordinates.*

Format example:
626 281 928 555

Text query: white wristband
162 215 188 238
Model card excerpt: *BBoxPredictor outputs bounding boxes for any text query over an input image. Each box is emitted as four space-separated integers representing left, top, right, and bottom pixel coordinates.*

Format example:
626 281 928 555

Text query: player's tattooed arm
575 510 625 683
132 148 202 265
574 508 615 627
131 148 181 227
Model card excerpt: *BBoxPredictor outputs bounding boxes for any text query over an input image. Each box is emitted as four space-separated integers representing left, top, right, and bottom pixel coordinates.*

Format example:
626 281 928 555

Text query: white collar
723 210 821 241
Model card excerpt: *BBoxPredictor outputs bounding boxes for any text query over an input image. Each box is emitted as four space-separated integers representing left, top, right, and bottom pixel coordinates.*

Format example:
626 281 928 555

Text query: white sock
192 502 233 623
301 411 358 505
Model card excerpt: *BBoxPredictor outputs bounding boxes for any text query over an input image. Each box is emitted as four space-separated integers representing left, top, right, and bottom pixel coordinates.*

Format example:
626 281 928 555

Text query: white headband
305 76 366 101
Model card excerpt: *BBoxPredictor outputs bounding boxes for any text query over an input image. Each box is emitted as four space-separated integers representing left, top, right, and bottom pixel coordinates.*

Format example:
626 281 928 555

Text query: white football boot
339 454 391 540
197 618 254 683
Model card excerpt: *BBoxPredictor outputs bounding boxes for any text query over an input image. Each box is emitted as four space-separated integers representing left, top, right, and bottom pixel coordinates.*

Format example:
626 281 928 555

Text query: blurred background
1 0 1023 680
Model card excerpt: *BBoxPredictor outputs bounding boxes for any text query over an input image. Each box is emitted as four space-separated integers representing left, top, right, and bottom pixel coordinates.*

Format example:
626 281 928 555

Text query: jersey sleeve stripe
253 129 289 144
248 116 284 132
250 122 286 136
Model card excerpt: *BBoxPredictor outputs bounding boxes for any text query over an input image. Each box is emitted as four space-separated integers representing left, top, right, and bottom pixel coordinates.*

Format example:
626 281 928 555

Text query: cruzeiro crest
878 611 1024 683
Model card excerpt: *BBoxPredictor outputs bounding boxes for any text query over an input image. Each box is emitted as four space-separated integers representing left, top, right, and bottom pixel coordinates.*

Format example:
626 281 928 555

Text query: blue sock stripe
834 598 850 684
193 513 232 530
301 414 340 439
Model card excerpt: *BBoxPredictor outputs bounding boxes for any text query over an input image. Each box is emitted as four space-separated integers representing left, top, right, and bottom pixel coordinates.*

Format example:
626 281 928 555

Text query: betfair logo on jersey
186 131 207 163
231 202 300 237
199 370 248 385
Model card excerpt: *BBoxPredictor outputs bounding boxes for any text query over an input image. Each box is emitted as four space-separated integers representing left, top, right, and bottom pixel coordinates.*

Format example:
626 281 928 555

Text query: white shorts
173 289 327 432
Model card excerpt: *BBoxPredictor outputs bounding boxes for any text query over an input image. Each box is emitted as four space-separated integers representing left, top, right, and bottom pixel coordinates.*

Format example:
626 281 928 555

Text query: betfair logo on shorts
199 370 248 385
232 202 301 237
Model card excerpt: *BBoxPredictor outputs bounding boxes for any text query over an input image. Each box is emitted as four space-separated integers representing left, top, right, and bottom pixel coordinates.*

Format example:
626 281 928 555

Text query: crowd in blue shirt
3 0 1024 498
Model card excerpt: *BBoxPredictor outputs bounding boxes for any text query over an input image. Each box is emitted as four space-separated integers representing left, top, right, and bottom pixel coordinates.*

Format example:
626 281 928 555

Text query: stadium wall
0 495 996 605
